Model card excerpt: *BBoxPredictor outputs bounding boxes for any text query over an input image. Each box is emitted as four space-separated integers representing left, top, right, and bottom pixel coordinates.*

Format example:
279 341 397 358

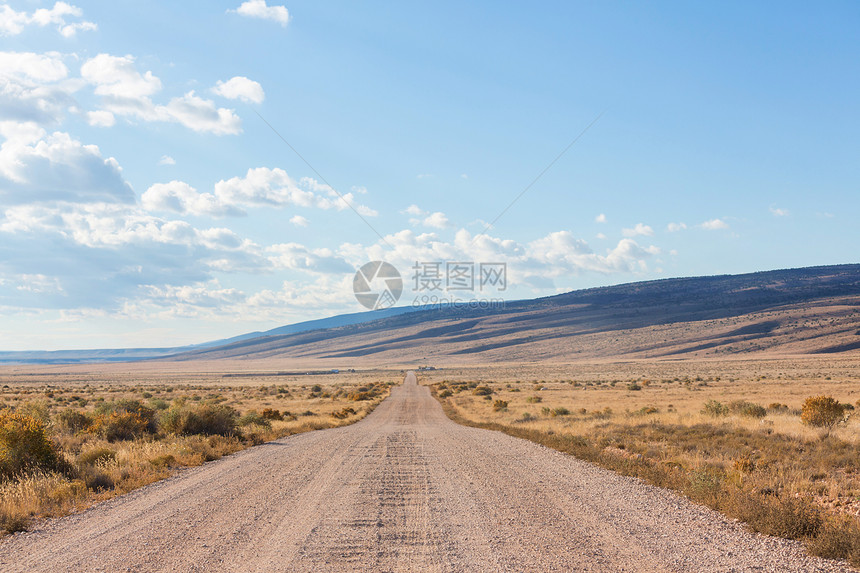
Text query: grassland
0 367 396 535
421 357 860 565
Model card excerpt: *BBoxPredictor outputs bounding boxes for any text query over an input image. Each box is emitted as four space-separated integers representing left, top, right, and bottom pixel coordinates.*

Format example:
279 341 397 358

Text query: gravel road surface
0 372 850 572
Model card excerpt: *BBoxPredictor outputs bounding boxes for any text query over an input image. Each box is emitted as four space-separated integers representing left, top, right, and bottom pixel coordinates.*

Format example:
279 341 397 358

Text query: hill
168 264 860 364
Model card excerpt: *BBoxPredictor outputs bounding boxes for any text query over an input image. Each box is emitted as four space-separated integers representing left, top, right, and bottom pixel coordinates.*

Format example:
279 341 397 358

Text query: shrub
95 400 157 434
729 400 767 418
526 395 542 403
77 465 114 492
331 407 356 419
438 389 452 398
473 386 493 396
492 400 508 412
149 454 176 468
260 408 283 421
90 411 150 442
701 400 729 417
159 404 238 436
0 409 64 480
16 401 50 425
801 396 846 429
551 407 570 417
77 447 116 466
627 383 642 391
806 516 860 563
633 406 658 416
55 408 91 434
238 411 271 428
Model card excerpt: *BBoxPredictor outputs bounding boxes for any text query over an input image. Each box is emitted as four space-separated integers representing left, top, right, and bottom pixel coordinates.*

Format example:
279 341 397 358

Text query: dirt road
0 372 849 572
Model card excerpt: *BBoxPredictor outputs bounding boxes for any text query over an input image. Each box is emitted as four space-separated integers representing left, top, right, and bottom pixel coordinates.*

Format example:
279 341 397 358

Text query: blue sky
0 1 858 350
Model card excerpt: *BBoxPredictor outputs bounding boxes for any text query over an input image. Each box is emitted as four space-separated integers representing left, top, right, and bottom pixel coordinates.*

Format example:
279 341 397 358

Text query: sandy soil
0 373 850 572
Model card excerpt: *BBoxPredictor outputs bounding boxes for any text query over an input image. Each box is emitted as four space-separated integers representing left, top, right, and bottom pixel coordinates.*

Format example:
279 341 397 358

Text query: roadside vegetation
428 367 860 566
0 378 391 535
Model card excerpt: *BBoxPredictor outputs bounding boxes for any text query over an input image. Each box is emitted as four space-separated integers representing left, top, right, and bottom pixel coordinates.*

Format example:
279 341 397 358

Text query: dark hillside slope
170 264 860 363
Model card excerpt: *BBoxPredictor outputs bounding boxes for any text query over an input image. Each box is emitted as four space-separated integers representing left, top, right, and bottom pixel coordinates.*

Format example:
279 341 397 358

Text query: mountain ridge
168 263 860 364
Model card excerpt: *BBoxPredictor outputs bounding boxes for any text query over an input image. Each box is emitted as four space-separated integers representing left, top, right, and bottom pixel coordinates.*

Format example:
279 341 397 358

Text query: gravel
0 372 852 572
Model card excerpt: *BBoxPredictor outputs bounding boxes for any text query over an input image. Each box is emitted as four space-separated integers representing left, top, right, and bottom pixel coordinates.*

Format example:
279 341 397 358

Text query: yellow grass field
421 356 860 564
0 366 397 534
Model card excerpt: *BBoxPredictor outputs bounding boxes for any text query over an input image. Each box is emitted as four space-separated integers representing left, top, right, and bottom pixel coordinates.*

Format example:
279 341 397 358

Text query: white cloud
700 218 729 230
622 222 654 237
16 274 64 294
0 200 271 312
59 20 96 38
157 155 175 166
267 243 352 274
595 213 607 223
81 55 242 135
86 110 115 127
142 181 244 217
0 51 79 124
143 282 245 308
403 204 425 216
355 204 379 217
231 1 289 26
141 168 378 218
214 168 377 213
595 232 607 240
161 91 242 135
81 54 162 99
0 2 96 37
667 222 687 232
0 122 134 205
0 51 68 82
289 215 308 227
770 206 789 217
213 76 265 104
422 212 450 229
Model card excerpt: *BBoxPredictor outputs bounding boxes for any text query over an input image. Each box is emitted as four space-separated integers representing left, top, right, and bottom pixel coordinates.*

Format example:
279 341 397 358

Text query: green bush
77 447 116 466
701 400 729 417
473 386 493 396
16 401 51 425
238 411 271 428
159 404 238 436
95 400 157 434
90 411 150 442
55 408 91 434
0 409 64 480
729 400 767 418
492 400 508 411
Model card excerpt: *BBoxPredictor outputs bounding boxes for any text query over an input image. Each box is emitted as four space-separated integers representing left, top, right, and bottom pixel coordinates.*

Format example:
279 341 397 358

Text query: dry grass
424 357 860 565
0 373 394 535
